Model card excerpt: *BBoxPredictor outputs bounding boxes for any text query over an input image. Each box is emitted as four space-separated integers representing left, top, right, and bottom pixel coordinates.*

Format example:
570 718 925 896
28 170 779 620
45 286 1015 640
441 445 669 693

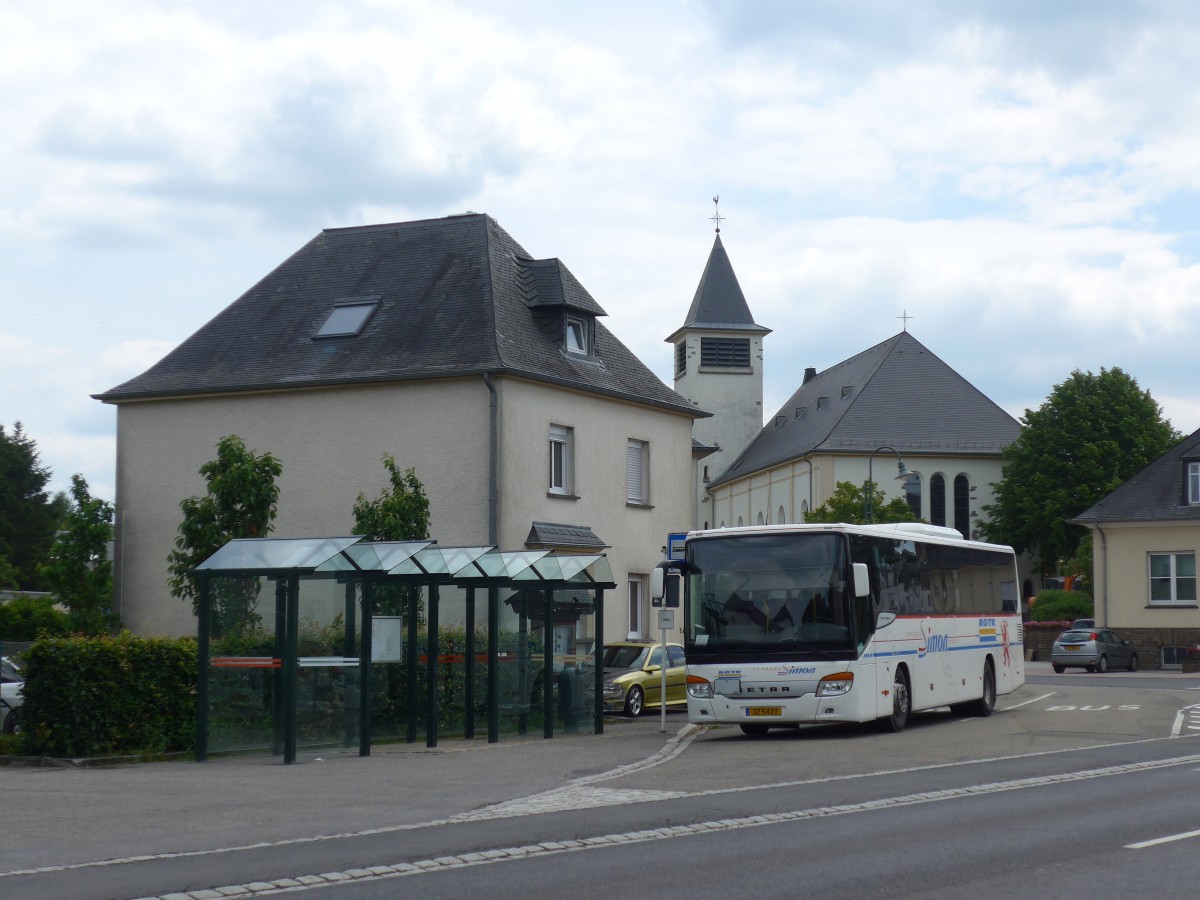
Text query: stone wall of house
1024 625 1200 670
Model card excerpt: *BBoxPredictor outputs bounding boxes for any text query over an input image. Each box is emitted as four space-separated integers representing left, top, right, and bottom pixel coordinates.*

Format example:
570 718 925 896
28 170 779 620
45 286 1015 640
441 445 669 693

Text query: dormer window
314 298 379 338
565 315 589 355
1188 461 1199 505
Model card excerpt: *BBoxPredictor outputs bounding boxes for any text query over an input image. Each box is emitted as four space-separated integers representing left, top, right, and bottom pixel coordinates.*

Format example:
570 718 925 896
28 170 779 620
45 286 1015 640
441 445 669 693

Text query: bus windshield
685 532 857 655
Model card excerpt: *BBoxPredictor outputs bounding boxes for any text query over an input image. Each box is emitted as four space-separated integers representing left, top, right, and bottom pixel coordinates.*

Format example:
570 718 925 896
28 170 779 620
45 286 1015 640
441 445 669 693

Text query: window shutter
626 442 644 502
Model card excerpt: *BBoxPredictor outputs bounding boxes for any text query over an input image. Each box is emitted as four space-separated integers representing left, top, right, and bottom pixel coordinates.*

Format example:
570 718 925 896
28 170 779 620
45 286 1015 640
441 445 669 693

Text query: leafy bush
19 633 196 758
1029 589 1093 624
0 594 68 641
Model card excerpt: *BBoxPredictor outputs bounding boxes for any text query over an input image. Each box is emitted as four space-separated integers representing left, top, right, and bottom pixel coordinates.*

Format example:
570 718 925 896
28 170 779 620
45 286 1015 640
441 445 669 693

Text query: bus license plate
746 707 782 717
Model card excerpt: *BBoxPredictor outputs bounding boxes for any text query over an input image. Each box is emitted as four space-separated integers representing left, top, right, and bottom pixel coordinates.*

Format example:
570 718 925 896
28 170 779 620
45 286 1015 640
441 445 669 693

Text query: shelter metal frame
194 536 613 763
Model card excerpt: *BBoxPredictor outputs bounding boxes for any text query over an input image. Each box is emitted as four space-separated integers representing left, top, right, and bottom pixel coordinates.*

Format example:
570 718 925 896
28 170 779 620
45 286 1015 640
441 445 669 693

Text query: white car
1 656 22 733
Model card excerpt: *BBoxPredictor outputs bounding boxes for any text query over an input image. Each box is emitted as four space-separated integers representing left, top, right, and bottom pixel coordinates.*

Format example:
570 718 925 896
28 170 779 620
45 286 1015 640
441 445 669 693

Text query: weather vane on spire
898 309 915 331
710 195 724 233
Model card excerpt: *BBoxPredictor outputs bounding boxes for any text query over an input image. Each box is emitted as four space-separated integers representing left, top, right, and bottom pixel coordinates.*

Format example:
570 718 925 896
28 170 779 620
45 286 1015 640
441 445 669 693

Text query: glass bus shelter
193 536 614 763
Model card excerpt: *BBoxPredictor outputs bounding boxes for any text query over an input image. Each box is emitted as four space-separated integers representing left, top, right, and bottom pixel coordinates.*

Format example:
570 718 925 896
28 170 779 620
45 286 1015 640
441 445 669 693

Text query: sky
3 0 1199 503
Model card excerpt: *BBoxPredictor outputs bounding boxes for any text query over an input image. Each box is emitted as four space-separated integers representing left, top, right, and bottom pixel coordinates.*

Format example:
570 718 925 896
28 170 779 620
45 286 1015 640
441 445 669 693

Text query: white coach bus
653 523 1024 735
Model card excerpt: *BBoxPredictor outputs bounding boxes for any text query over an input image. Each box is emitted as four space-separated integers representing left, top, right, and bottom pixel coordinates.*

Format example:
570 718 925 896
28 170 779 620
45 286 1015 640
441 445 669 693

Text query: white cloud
3 0 1200 506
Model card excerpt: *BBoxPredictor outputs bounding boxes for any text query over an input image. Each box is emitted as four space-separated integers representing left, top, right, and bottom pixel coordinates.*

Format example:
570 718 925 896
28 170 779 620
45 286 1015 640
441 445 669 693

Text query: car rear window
1058 631 1092 641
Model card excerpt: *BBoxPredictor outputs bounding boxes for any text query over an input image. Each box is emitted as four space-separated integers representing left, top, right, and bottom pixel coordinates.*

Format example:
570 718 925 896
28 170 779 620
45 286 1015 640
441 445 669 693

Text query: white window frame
1189 462 1199 505
549 424 574 496
565 315 588 355
628 576 646 639
626 439 648 505
1149 552 1197 606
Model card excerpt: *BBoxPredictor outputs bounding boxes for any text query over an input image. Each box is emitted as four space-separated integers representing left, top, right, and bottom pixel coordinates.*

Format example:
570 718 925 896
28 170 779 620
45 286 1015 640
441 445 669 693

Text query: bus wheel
740 724 769 737
968 661 996 717
877 669 910 733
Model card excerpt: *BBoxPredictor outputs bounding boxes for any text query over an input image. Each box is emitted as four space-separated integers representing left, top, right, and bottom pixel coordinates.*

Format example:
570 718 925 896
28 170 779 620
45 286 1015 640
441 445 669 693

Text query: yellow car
602 641 687 716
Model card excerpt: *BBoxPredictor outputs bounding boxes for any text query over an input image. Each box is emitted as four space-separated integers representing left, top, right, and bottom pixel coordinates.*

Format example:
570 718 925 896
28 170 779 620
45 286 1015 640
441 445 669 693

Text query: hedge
19 632 197 758
1029 589 1094 624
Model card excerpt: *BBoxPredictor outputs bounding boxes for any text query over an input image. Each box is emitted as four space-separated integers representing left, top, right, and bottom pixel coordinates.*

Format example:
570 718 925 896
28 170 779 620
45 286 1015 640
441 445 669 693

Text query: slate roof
1071 427 1200 524
710 331 1020 488
95 214 698 417
666 234 771 342
525 522 608 550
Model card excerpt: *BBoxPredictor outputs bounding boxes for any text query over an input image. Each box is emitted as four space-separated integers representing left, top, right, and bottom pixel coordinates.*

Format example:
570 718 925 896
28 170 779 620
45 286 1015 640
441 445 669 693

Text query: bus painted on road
653 522 1024 735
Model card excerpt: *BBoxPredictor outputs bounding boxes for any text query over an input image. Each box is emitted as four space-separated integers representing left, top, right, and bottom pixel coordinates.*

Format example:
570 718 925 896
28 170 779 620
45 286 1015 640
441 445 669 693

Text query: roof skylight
315 299 380 338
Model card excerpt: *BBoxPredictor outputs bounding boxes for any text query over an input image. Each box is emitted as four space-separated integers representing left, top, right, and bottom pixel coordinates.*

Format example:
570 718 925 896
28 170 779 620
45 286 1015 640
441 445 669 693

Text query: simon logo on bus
917 633 950 658
777 665 817 676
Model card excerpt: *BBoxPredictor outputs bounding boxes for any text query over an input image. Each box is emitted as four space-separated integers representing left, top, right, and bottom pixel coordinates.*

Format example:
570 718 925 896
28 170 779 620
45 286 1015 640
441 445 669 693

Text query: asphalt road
4 661 1200 899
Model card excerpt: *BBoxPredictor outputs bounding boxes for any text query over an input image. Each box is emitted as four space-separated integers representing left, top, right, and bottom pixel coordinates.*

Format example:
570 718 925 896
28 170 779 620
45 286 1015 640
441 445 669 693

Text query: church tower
667 209 771 529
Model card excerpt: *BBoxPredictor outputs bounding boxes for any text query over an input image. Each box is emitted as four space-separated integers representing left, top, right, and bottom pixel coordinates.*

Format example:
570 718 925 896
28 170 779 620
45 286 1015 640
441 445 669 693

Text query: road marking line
1003 692 1055 710
1126 827 1200 849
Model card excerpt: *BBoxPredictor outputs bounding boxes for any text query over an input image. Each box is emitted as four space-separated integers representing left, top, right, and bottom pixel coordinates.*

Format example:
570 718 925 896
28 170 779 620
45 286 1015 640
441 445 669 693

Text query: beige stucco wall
109 374 696 643
1088 521 1200 630
707 453 1004 538
672 331 765 529
495 378 696 644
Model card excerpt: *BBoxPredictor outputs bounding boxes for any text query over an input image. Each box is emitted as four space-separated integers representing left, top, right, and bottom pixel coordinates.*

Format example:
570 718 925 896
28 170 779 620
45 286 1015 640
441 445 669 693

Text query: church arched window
953 474 970 539
930 474 946 527
905 472 921 519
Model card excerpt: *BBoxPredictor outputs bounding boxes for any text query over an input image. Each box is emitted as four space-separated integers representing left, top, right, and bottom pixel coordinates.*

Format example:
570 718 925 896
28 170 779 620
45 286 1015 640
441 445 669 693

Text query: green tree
352 454 431 541
0 423 61 591
353 454 430 618
0 593 69 640
980 367 1180 572
38 474 117 635
806 481 917 525
167 435 282 633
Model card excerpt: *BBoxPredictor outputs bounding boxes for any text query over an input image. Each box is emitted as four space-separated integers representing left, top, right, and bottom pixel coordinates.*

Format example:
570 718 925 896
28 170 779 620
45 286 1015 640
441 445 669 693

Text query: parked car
1 656 23 734
601 641 686 716
1051 628 1138 673
1072 618 1096 629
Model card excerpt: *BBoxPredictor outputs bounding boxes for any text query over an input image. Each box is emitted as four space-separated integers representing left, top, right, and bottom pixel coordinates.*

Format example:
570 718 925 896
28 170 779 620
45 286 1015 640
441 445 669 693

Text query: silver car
1051 628 1138 673
1 656 22 733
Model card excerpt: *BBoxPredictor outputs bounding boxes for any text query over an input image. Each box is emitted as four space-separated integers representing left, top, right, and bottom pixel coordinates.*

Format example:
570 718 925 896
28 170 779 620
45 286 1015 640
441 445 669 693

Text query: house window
626 439 649 505
549 425 574 495
565 315 589 355
778 505 786 525
314 299 379 338
930 474 946 527
953 475 969 539
628 576 646 639
1149 552 1197 605
700 337 750 368
1189 462 1199 504
674 342 687 377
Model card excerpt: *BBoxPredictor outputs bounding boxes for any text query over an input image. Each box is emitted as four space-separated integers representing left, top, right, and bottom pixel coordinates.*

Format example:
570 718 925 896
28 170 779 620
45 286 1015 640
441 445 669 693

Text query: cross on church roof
898 309 915 331
710 195 724 233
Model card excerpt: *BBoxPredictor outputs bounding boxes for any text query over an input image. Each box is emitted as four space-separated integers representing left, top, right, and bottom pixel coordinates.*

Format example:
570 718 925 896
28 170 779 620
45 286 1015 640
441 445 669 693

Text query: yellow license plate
1064 645 1081 651
746 707 782 717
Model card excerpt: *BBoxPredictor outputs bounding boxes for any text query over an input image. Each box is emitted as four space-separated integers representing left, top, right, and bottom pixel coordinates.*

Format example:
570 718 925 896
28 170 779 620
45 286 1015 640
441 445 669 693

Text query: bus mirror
852 562 870 598
876 611 896 629
651 565 665 606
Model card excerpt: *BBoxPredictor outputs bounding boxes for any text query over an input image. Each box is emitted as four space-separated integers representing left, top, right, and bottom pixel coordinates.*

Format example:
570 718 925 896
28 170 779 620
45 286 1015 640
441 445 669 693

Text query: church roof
710 331 1020 487
95 213 698 418
1071 427 1200 524
666 233 771 342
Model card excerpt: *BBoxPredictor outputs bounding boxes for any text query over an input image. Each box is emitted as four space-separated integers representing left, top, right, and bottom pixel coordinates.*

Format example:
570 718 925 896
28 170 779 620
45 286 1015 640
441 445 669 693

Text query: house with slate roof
96 213 703 639
667 232 1022 547
1070 427 1200 666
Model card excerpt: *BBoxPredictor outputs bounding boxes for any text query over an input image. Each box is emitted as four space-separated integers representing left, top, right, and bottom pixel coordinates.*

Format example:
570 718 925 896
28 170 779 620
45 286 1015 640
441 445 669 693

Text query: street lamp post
864 445 909 524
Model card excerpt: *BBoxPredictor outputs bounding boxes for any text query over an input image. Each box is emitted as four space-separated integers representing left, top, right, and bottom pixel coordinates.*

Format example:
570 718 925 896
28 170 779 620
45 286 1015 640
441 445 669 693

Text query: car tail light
1090 632 1098 640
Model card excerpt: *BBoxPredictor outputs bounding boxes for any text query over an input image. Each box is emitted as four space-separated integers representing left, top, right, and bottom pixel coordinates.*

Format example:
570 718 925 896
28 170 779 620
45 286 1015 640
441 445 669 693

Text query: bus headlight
816 673 853 697
686 675 713 699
